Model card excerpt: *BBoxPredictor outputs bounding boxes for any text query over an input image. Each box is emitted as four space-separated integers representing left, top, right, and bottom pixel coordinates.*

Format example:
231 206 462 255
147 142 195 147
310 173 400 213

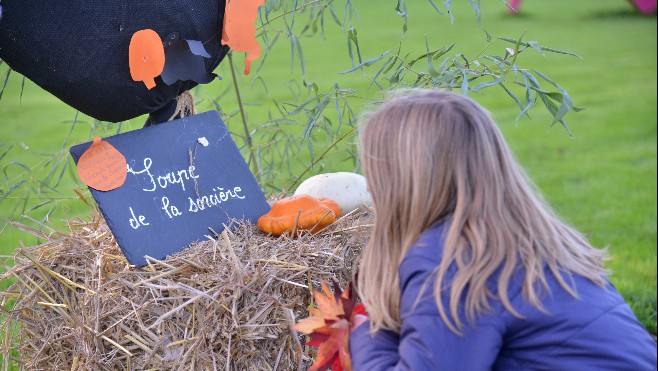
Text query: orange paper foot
221 0 265 75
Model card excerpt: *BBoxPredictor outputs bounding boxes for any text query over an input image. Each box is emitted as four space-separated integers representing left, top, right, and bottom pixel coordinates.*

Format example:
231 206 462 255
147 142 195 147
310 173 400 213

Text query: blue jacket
350 222 657 370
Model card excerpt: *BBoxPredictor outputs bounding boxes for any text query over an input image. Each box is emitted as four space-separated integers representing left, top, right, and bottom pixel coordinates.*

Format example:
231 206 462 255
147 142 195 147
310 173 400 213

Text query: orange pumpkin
258 195 342 237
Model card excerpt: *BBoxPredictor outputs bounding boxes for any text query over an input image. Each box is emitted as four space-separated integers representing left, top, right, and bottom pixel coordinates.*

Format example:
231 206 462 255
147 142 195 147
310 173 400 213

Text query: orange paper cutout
129 29 165 89
221 0 265 75
77 137 127 192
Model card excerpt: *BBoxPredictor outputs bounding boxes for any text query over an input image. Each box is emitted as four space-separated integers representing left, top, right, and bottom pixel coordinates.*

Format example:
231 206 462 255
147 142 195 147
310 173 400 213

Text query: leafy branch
1 0 583 244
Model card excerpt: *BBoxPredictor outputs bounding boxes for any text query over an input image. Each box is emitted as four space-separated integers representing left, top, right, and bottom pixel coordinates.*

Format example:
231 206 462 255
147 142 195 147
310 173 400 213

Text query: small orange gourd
258 195 342 237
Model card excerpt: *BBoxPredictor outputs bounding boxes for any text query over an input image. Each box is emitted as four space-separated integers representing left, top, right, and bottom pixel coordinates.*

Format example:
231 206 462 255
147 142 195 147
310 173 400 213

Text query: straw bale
0 207 373 370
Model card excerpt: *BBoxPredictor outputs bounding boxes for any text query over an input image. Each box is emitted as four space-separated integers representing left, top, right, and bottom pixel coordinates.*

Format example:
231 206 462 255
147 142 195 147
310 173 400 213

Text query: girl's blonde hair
357 90 608 334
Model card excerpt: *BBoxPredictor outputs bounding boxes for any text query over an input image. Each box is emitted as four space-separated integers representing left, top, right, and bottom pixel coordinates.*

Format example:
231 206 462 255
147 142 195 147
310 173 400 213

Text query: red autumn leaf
310 319 349 371
293 316 327 334
315 290 343 320
307 332 330 347
292 279 368 371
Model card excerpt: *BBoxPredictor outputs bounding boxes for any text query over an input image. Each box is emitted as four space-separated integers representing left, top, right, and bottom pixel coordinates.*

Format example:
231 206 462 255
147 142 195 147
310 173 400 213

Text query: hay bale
0 207 373 370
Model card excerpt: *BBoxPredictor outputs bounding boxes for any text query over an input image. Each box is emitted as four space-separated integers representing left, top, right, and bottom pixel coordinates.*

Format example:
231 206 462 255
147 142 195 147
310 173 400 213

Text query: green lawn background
1 0 656 332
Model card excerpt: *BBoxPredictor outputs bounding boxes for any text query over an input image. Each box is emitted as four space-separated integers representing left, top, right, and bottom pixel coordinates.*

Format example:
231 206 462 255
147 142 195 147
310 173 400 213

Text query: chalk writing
188 186 246 213
69 110 271 267
127 157 199 192
128 207 150 229
160 196 183 219
125 157 249 226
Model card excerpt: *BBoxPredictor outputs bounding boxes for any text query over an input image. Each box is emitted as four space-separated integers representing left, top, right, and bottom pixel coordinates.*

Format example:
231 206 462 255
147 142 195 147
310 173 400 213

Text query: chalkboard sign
70 111 270 267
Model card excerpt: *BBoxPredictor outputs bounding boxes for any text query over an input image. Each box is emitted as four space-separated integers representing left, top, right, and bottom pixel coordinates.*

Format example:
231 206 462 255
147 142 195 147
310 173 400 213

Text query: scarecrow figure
0 0 230 125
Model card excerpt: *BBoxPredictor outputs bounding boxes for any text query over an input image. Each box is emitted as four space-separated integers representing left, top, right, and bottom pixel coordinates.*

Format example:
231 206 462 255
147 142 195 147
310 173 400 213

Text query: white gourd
293 172 372 214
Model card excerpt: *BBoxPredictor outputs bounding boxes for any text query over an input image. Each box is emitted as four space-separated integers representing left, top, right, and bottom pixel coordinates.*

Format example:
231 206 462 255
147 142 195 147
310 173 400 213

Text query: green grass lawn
1 0 656 334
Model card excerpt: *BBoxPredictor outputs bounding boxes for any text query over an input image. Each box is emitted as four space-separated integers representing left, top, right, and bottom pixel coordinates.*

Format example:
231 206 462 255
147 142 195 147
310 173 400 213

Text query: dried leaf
292 316 326 334
293 280 367 371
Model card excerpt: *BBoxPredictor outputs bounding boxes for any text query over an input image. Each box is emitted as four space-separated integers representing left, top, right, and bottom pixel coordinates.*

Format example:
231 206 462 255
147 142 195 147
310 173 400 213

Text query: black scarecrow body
0 0 229 124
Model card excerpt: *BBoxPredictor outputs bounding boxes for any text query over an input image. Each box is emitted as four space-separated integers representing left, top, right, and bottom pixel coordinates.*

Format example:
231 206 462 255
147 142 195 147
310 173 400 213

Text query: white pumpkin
293 172 372 214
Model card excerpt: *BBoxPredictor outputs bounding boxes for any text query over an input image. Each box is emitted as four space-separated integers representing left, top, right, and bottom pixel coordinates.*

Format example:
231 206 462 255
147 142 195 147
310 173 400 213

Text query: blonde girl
350 91 656 370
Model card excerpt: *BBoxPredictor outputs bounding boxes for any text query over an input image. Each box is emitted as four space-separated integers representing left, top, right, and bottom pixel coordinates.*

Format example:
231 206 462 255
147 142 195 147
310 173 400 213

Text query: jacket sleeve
350 255 505 370
350 321 401 370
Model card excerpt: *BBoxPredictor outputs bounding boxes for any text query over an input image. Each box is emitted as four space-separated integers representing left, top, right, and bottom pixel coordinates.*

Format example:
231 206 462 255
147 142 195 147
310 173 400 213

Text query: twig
227 52 257 180
286 126 356 191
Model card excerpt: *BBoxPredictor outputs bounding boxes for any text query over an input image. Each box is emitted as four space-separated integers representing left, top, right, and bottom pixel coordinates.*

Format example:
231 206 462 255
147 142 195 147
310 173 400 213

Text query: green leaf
467 0 481 24
425 36 440 78
3 161 32 180
255 32 280 74
51 160 70 190
498 37 582 58
347 27 358 44
482 55 506 70
388 69 403 84
499 83 525 111
395 0 409 34
339 50 392 74
427 0 444 14
436 57 450 75
0 67 11 101
532 69 567 92
290 0 299 30
28 199 55 212
537 92 573 136
263 0 284 19
302 94 331 161
294 37 306 79
0 180 28 203
432 44 454 61
286 94 322 116
343 0 359 30
408 44 453 67
444 0 454 23
334 86 344 125
368 56 394 90
532 69 575 125
459 54 470 68
516 73 535 121
20 76 26 106
0 145 13 163
545 92 564 102
460 69 469 96
472 77 505 92
435 69 459 86
537 91 558 116
328 5 342 27
484 29 493 43
527 41 545 56
306 81 319 95
383 43 403 74
521 70 542 91
347 28 363 65
290 35 297 73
